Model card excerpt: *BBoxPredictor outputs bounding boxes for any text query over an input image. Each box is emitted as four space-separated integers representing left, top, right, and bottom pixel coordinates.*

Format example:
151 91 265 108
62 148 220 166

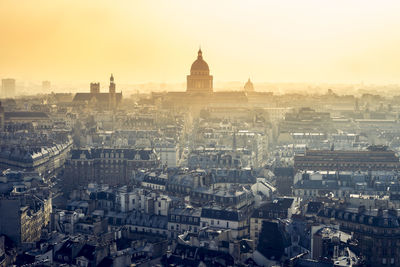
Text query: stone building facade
64 148 159 187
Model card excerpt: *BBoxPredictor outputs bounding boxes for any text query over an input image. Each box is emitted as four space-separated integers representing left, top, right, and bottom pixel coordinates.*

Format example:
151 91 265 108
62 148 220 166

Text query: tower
244 78 254 92
0 101 4 131
90 82 100 94
233 129 237 151
109 74 116 110
186 49 213 94
109 74 116 94
42 81 51 92
1 79 16 98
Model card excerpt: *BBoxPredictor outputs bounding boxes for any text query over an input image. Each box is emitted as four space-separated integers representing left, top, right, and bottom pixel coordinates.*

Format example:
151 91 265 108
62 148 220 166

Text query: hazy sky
1 0 400 85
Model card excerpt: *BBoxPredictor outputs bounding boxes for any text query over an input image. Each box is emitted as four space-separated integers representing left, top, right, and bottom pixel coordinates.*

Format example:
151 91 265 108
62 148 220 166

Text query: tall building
1 79 15 98
90 82 100 94
109 74 116 110
161 48 273 115
72 74 122 109
0 102 4 132
244 78 255 92
186 49 213 94
42 80 51 91
0 194 52 245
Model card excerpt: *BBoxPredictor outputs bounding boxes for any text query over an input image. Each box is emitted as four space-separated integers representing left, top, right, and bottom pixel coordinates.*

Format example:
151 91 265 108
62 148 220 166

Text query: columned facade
186 49 213 94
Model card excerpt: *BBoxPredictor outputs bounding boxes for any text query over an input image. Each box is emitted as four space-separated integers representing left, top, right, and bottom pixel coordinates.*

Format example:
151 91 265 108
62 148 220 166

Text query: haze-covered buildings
294 145 400 172
63 148 160 187
4 47 400 267
73 74 123 110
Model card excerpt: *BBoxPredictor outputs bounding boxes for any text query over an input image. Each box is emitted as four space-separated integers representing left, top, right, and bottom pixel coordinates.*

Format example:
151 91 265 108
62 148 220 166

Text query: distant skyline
2 0 400 85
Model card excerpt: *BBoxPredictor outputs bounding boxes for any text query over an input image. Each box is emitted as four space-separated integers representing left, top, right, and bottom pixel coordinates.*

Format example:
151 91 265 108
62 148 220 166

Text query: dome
190 49 209 74
244 78 254 92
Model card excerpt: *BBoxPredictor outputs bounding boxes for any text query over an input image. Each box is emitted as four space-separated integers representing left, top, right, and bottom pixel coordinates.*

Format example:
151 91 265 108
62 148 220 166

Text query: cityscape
2 1 400 267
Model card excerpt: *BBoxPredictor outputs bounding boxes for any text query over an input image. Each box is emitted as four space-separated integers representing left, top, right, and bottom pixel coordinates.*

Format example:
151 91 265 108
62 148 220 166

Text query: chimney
377 208 384 217
388 208 398 217
358 205 366 214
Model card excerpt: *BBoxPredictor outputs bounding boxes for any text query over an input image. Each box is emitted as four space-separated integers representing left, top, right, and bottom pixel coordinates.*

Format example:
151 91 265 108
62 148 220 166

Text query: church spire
109 73 116 110
198 48 202 59
109 73 116 94
233 129 237 151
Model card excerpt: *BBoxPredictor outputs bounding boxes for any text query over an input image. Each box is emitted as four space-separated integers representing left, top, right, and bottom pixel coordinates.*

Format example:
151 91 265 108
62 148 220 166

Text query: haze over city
2 0 400 88
2 1 400 267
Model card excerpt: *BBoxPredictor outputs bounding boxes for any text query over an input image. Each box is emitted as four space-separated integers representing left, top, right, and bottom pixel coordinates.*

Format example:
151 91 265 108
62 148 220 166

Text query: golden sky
1 0 400 85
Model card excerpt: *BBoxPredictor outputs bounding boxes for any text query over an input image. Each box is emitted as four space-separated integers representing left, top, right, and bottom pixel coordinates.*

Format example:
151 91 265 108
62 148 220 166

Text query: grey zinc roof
318 207 400 228
4 111 49 120
73 92 122 103
70 148 156 160
126 211 168 229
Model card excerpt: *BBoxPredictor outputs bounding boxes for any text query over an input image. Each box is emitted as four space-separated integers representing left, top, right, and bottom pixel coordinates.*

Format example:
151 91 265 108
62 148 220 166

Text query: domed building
159 47 274 117
244 78 255 92
186 49 213 94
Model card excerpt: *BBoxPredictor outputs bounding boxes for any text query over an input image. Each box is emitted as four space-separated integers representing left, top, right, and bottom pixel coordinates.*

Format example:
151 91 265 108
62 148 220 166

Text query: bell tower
109 74 116 110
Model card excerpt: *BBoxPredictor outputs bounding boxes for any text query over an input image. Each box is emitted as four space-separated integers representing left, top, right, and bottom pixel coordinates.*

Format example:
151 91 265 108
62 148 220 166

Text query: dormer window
384 219 388 226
